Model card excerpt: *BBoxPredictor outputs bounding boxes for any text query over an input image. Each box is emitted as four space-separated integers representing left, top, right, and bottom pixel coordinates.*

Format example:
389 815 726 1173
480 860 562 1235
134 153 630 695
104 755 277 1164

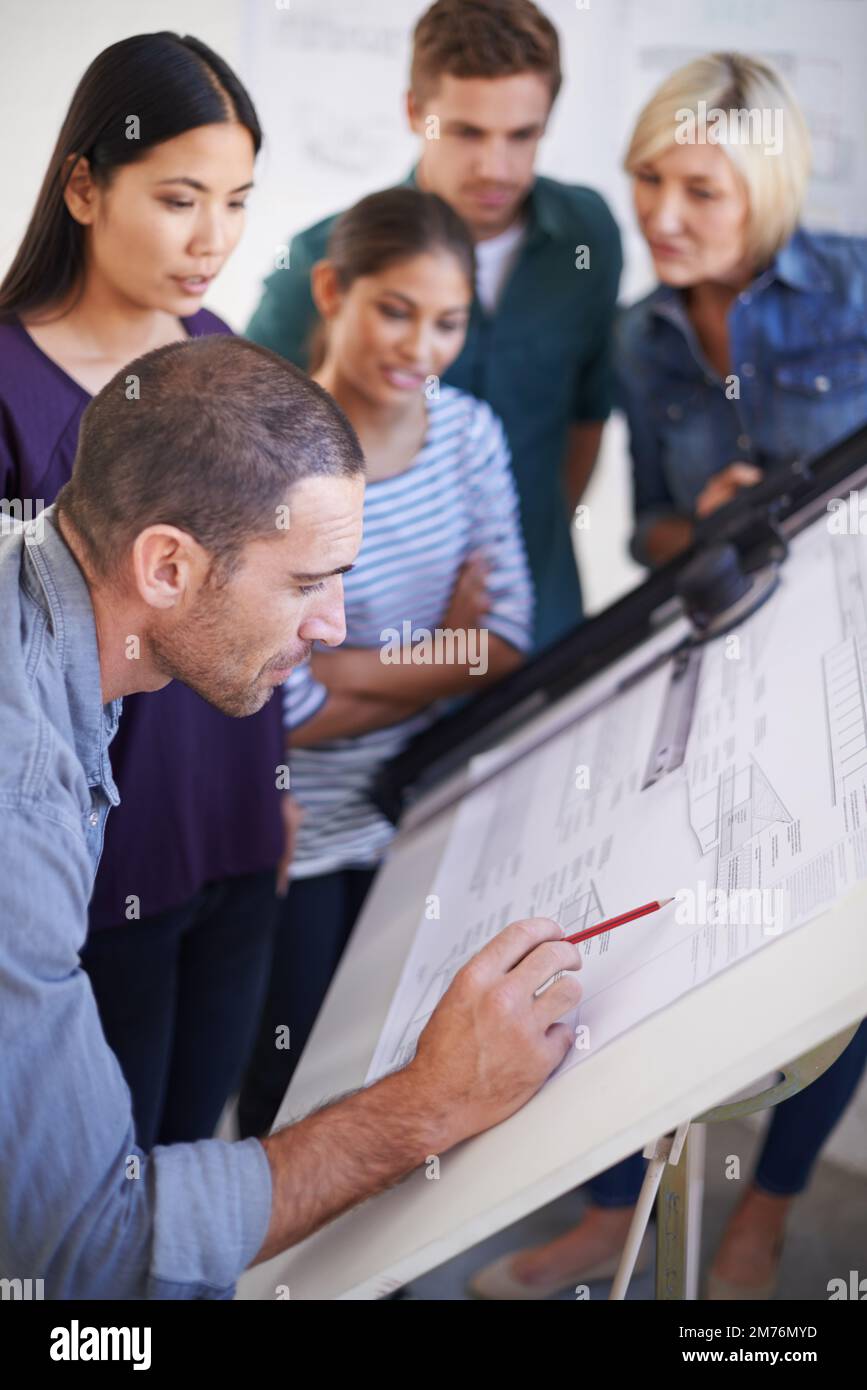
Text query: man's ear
62 154 100 226
310 260 343 321
406 88 423 135
131 526 206 610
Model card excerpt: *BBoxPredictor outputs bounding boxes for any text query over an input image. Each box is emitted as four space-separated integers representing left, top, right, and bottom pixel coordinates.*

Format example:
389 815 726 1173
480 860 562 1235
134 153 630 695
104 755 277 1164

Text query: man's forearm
252 1065 452 1267
563 421 603 517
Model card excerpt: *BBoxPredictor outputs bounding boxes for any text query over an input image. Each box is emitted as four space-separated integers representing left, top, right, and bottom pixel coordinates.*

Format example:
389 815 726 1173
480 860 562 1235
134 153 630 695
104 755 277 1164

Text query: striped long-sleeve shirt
284 385 534 876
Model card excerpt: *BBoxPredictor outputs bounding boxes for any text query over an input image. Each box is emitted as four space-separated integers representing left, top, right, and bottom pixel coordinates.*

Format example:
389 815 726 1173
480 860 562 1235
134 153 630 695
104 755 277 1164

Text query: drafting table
238 428 867 1301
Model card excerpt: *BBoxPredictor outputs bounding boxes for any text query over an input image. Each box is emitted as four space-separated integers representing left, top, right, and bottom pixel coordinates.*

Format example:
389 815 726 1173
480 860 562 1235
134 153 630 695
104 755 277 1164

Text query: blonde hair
624 53 811 267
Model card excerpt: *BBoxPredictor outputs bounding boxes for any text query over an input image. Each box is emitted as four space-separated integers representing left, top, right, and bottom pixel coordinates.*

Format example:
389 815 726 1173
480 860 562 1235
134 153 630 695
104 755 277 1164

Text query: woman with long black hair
0 32 288 1150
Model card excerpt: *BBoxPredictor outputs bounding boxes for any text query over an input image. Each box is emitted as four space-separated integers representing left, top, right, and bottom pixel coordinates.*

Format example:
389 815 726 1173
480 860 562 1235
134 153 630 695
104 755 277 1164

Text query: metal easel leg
608 1024 858 1301
609 1121 701 1300
655 1123 705 1300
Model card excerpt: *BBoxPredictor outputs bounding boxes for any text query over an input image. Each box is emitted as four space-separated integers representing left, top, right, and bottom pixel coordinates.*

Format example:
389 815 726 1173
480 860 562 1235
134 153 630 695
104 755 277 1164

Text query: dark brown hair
0 32 262 323
410 0 562 106
56 336 364 583
309 186 475 370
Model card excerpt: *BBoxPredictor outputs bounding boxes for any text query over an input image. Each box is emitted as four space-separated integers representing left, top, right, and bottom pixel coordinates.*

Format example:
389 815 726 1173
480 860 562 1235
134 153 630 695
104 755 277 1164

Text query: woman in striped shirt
238 188 534 1138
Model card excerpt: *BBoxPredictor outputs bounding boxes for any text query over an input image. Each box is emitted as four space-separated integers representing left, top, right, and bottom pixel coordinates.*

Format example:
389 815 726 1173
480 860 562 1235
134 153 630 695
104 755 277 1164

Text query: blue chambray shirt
614 228 867 564
0 506 272 1299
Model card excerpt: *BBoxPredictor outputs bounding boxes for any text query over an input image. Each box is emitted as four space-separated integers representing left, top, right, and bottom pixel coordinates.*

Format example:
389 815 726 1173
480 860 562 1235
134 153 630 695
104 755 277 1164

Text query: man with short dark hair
247 0 623 650
0 336 583 1298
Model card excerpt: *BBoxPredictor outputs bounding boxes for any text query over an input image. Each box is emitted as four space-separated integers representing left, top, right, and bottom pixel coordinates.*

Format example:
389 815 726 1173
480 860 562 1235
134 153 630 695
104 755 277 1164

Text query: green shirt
246 171 623 649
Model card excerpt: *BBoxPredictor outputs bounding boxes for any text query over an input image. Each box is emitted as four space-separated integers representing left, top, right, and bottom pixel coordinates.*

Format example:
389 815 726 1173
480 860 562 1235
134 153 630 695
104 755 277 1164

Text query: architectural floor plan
366 515 867 1086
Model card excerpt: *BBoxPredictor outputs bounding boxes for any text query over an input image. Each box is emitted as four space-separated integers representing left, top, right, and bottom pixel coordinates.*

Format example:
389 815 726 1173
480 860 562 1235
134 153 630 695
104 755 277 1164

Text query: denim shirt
614 228 867 563
0 506 272 1298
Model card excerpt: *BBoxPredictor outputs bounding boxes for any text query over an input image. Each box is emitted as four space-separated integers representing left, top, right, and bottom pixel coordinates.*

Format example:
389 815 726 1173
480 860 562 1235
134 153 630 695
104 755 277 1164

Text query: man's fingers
467 917 566 983
514 938 583 995
534 971 583 1026
544 1022 576 1066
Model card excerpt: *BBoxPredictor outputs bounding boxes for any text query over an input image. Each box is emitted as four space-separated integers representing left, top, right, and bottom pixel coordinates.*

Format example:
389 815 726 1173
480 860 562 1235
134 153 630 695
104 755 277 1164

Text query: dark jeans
81 869 279 1151
238 866 377 1140
587 1018 867 1207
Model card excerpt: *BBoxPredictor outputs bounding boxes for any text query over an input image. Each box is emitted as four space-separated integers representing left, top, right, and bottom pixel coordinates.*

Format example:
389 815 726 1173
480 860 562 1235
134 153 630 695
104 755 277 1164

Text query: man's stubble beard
147 592 274 719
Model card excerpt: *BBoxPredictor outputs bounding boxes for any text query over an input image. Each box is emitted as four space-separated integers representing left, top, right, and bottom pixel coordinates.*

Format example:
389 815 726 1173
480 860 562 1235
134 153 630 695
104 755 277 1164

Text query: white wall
2 0 866 1175
4 0 865 321
4 0 865 612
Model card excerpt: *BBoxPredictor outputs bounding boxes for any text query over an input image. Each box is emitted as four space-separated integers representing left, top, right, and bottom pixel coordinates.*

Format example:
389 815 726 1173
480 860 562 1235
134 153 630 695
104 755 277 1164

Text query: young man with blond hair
248 0 622 651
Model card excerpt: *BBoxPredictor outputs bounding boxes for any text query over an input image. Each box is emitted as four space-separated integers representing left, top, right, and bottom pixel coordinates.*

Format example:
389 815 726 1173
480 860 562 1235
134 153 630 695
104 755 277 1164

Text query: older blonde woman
619 51 867 567
470 53 867 1301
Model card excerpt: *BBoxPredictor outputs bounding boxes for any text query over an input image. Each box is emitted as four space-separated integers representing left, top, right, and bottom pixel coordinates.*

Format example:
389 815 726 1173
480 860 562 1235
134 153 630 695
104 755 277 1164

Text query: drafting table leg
611 1024 858 1301
654 1123 705 1300
685 1124 706 1297
609 1120 697 1300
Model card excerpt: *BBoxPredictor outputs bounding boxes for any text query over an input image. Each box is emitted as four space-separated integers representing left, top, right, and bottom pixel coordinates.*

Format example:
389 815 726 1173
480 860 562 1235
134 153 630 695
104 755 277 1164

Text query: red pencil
564 897 674 946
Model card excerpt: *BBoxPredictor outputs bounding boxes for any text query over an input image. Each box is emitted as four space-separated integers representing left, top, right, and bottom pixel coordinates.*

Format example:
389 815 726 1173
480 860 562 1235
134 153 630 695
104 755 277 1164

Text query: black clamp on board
676 542 781 642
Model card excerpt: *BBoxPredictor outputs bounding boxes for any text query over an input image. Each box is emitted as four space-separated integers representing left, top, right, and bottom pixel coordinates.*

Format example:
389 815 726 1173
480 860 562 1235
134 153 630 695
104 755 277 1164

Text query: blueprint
366 515 867 1085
